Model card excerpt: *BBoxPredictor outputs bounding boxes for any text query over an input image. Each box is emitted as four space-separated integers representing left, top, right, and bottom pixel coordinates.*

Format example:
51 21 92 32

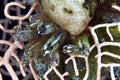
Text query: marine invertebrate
40 0 92 35
0 0 120 80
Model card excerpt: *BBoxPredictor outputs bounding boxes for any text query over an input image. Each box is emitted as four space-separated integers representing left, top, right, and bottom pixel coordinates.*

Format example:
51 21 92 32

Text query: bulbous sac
14 30 33 42
40 0 91 36
37 23 54 35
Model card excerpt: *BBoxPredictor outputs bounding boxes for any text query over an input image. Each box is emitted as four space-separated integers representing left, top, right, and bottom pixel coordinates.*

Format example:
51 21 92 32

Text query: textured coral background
0 0 31 54
0 0 32 79
0 0 120 80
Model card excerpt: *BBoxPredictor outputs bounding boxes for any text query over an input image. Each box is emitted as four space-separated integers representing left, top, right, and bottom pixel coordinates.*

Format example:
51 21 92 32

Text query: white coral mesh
90 23 120 80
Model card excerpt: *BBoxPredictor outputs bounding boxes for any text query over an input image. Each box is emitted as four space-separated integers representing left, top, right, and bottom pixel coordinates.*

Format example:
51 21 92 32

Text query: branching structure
29 60 39 80
43 65 69 80
0 1 120 80
63 5 120 80
89 22 120 80
4 2 38 25
65 55 89 80
0 24 25 80
0 2 38 80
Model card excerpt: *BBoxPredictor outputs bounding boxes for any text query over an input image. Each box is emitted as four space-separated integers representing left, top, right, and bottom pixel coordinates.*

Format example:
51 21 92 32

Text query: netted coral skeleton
95 51 120 80
65 55 89 80
4 2 38 25
0 2 42 80
1 1 120 80
89 22 120 80
0 39 25 80
0 24 26 79
43 65 69 80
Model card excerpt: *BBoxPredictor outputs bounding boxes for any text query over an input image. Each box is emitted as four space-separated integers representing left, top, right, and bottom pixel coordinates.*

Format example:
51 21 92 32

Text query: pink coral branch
106 25 113 41
101 63 120 67
0 57 3 66
95 52 120 59
110 66 115 80
118 23 120 33
83 57 89 80
95 52 120 80
0 73 3 80
89 23 120 45
0 24 15 33
52 66 69 80
0 40 12 46
5 63 19 80
65 55 89 80
112 5 120 33
29 61 38 80
43 66 53 80
65 55 79 76
112 5 120 12
4 2 38 25
90 44 96 52
0 41 25 80
43 65 69 80
12 53 26 77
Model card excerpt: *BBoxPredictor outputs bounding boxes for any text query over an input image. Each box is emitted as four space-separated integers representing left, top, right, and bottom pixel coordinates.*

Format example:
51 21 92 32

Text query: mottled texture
40 0 91 35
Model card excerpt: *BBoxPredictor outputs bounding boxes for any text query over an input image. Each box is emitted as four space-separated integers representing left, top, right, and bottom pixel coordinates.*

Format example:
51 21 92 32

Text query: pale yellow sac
40 0 91 35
